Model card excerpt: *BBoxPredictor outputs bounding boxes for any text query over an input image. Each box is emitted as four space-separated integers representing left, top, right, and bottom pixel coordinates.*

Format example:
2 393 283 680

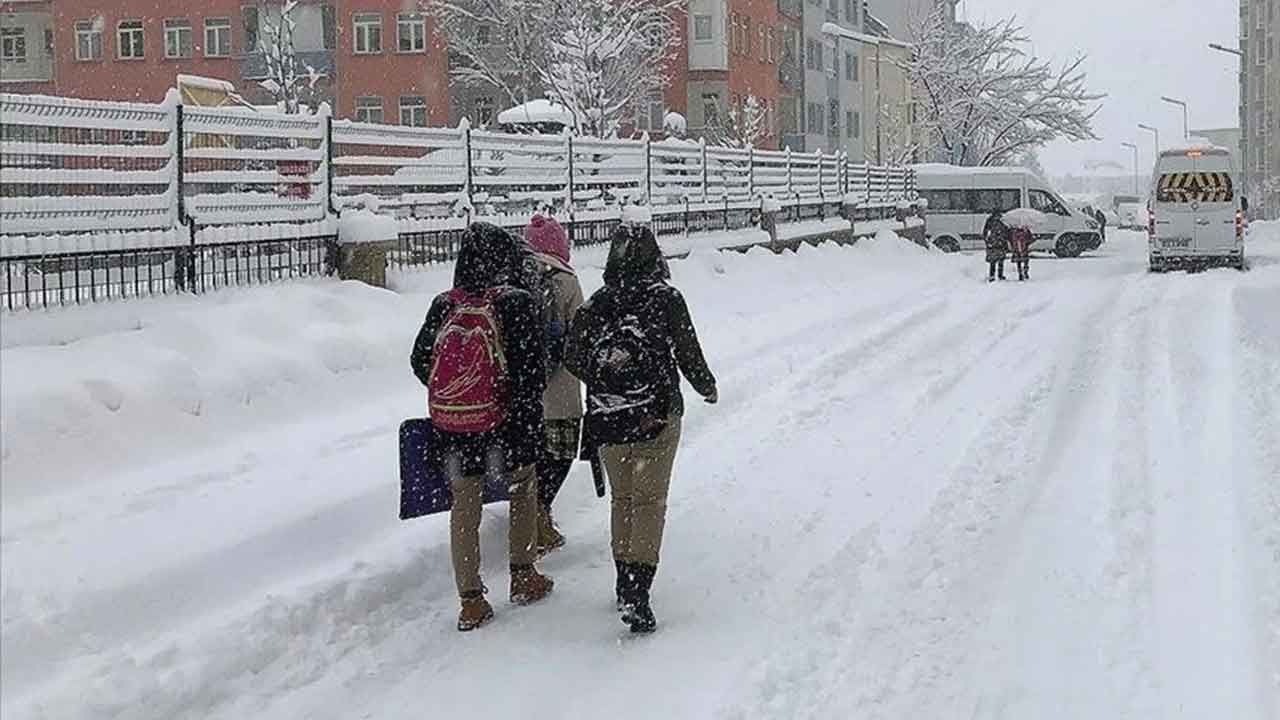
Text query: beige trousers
447 450 538 597
601 418 683 566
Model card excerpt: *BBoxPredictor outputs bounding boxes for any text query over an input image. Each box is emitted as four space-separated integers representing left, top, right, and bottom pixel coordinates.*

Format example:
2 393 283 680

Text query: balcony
241 50 335 81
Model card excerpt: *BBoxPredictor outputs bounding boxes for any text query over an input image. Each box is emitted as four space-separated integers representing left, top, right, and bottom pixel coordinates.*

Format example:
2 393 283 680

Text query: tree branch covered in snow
258 1 323 114
905 8 1103 166
706 95 770 149
539 0 682 138
423 0 549 107
430 0 680 137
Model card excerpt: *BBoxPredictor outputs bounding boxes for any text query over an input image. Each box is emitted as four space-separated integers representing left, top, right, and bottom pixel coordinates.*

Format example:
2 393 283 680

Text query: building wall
800 0 862 155
867 0 956 42
860 40 912 163
1240 0 1278 218
0 0 55 91
333 0 449 125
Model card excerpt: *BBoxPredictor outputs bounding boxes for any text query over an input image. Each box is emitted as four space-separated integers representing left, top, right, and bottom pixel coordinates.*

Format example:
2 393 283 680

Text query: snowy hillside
3 227 1278 719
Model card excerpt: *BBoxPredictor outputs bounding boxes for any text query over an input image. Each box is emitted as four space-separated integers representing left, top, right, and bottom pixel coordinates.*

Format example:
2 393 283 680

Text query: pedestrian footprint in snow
983 209 1010 282
410 222 554 632
521 214 586 555
566 219 717 635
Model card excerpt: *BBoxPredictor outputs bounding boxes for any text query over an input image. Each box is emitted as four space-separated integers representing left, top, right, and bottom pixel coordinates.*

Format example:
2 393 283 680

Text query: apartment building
0 1 449 127
682 0 784 148
797 0 862 156
1239 0 1278 218
869 0 956 41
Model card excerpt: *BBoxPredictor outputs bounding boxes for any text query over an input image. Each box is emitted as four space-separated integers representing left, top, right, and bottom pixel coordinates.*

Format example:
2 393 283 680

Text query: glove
703 388 718 405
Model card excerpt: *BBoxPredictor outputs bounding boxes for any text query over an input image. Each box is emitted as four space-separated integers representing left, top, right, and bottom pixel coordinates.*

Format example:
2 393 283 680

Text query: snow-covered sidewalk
2 227 1278 719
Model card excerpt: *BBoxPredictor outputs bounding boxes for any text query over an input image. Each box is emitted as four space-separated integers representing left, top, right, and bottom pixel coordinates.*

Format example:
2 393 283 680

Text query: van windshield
1156 172 1234 203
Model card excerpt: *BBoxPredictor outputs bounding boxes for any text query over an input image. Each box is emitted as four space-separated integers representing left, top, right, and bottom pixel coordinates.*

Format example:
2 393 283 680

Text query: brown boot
536 507 566 556
510 564 554 605
457 594 494 632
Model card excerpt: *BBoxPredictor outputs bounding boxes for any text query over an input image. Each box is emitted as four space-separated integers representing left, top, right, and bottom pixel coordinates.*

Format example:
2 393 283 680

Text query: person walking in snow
1008 224 1032 281
1094 207 1107 242
566 220 717 634
983 209 1009 282
523 214 585 554
410 222 554 632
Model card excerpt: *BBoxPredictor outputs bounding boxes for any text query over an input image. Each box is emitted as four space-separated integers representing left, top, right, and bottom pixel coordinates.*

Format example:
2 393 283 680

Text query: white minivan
914 164 1103 257
1148 145 1247 272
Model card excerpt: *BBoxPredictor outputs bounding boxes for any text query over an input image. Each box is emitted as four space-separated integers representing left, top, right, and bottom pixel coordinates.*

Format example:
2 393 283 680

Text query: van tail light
1236 209 1245 239
1148 208 1156 238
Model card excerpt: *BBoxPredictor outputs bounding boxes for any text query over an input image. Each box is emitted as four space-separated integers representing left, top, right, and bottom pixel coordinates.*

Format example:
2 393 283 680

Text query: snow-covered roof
820 21 912 49
912 163 1030 176
497 99 576 127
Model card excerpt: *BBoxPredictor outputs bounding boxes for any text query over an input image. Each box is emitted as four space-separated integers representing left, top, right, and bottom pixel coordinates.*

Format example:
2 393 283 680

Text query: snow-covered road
3 228 1278 719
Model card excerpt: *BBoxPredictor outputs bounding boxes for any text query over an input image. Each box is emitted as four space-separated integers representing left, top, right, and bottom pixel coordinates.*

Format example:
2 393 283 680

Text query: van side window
1029 190 1069 216
975 188 1021 213
922 189 970 213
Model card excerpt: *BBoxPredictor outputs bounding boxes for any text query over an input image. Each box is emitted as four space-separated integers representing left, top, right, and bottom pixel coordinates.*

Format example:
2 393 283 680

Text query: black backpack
584 306 668 444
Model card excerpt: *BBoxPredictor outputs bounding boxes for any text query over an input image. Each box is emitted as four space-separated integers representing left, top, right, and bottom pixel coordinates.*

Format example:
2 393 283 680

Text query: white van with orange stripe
1148 144 1247 272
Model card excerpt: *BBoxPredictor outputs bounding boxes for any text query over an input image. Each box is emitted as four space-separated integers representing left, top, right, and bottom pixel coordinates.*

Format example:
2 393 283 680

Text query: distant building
1239 0 1278 218
1190 127 1243 155
0 1 450 127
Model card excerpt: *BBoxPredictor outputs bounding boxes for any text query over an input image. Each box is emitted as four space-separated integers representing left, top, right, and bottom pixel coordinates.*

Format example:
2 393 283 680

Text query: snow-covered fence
0 93 178 236
2 91 917 308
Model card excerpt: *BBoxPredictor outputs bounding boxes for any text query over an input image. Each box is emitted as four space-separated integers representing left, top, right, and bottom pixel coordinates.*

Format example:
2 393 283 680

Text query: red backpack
428 288 510 434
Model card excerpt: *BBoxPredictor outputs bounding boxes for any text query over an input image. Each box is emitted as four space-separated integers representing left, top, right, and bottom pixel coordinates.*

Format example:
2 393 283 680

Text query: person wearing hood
410 222 553 632
565 221 717 634
983 209 1009 282
523 214 585 553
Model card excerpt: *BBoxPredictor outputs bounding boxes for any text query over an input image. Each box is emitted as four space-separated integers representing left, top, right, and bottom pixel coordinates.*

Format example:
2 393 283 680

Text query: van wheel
1055 235 1083 258
934 237 960 253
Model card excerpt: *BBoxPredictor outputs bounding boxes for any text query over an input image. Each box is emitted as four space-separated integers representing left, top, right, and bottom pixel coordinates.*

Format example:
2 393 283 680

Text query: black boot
615 560 630 611
622 564 658 634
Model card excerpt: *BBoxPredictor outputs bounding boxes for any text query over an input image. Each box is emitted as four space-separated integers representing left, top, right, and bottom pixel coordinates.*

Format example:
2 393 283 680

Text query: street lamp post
1160 96 1189 140
1138 123 1160 162
1121 142 1140 196
1208 43 1244 57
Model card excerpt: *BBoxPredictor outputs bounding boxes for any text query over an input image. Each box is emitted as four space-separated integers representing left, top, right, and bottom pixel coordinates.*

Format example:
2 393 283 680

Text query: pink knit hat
524 214 572 269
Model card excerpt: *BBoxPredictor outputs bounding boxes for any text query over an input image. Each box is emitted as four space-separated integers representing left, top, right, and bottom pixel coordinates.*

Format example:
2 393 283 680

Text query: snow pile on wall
338 209 399 245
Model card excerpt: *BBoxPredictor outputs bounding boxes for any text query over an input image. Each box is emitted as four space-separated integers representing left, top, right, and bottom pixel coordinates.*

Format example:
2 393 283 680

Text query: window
759 26 767 62
354 13 382 54
846 51 858 82
702 93 720 126
634 91 665 132
828 100 840 136
164 19 192 58
243 6 259 50
474 96 494 125
744 17 752 57
974 189 1021 213
398 13 426 52
204 18 231 57
1 27 26 64
75 19 103 61
474 24 491 45
1028 189 1069 216
845 0 857 22
355 96 384 123
851 110 861 138
322 4 336 49
694 14 712 42
807 101 822 134
922 189 971 214
399 96 427 126
805 37 815 69
118 20 145 59
767 28 776 63
815 40 824 70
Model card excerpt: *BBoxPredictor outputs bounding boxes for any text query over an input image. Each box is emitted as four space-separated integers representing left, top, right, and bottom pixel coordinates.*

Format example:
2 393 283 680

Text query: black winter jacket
983 213 1010 261
566 224 716 457
410 223 546 476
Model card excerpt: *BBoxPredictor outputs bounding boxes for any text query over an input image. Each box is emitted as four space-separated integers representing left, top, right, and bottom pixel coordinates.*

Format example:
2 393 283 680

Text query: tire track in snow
717 275 1156 719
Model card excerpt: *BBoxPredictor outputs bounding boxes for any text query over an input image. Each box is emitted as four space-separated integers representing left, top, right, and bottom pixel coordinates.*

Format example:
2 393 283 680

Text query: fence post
173 103 196 293
839 150 848 198
700 138 709 205
747 145 755 199
566 131 575 244
175 103 186 226
644 135 653 206
325 114 337 217
817 151 825 218
784 147 793 217
462 122 475 220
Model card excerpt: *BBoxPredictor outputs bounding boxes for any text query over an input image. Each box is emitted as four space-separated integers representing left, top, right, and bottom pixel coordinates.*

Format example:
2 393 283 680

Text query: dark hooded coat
983 211 1010 262
565 224 716 457
410 223 546 475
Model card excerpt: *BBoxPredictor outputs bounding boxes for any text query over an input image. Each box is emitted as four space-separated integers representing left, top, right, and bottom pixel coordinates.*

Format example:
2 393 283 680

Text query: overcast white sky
958 0 1239 176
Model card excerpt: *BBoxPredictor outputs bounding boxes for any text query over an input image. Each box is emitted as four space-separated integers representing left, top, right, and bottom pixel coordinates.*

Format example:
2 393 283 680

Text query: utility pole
1121 142 1139 196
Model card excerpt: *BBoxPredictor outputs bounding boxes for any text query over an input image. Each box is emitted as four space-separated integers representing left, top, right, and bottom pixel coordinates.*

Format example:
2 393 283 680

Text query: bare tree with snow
538 0 682 138
258 1 324 114
706 95 771 149
423 0 549 107
904 7 1103 166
